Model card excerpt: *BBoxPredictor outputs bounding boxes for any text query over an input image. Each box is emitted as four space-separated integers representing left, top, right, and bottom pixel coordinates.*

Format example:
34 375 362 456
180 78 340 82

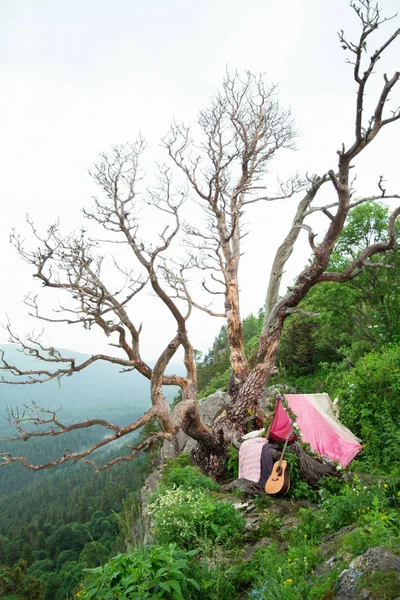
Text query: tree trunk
227 327 282 422
225 276 249 396
291 442 342 486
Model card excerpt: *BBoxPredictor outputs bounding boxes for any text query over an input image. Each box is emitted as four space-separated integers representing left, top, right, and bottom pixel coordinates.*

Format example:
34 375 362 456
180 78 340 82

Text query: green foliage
198 368 231 397
338 344 400 469
79 454 400 600
0 445 148 599
249 480 400 600
80 543 245 600
285 450 318 502
0 560 46 600
249 541 338 600
358 570 400 600
159 461 220 493
253 509 282 540
79 542 110 568
225 445 239 480
146 486 245 550
80 544 202 600
196 312 264 397
342 501 400 556
297 475 392 541
3 201 400 600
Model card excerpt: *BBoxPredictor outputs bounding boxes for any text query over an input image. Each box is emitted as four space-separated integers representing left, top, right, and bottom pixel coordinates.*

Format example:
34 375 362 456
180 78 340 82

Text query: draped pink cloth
238 437 267 482
269 394 362 467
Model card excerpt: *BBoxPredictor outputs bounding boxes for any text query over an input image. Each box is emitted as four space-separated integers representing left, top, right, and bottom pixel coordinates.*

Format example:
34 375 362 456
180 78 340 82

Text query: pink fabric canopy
269 394 362 467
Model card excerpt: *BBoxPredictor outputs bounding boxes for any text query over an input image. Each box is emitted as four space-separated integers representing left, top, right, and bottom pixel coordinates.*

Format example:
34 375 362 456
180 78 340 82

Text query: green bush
338 344 400 470
80 543 242 600
199 368 230 398
225 445 239 480
358 571 400 600
160 463 220 493
296 475 391 542
146 486 245 550
285 450 318 502
249 541 336 600
80 543 202 599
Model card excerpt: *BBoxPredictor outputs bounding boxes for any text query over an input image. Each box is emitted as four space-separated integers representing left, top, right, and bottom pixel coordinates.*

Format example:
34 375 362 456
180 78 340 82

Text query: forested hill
0 346 178 600
0 343 179 496
0 344 179 426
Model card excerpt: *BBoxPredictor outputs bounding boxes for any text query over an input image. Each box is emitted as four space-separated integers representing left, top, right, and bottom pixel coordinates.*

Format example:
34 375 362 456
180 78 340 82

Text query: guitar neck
277 429 292 468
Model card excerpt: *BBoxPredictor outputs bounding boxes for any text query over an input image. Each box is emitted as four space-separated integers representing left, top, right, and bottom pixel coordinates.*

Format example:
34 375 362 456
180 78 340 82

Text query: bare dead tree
163 1 400 431
1 144 218 472
163 71 302 397
1 0 399 478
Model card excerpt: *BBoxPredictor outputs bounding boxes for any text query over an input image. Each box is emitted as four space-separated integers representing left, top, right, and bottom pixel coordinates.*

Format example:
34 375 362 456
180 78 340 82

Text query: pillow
242 428 266 440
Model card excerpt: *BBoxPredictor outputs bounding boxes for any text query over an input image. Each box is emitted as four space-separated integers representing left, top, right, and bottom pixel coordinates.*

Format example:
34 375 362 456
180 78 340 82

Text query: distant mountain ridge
0 344 179 423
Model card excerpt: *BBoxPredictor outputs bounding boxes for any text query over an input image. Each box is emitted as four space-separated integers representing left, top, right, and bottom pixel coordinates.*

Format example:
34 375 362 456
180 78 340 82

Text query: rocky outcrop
160 390 231 461
220 497 263 533
140 466 163 514
160 385 297 462
221 478 266 497
334 546 400 600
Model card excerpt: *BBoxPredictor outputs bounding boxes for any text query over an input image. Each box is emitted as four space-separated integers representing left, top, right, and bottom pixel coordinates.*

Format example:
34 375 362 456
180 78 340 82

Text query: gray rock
197 389 230 427
320 524 357 556
140 466 163 514
221 478 266 497
244 516 261 532
350 546 400 575
183 437 198 454
175 428 190 452
259 385 297 413
314 555 339 577
220 496 262 534
160 438 180 462
160 390 231 460
335 546 400 600
241 537 272 561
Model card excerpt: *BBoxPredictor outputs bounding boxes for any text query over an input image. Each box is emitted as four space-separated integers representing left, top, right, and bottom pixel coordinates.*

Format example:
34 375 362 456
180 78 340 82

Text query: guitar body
265 459 290 497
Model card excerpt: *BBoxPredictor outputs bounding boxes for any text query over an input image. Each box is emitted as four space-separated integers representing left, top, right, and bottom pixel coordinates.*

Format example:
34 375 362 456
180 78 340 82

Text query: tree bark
225 276 249 396
227 317 283 422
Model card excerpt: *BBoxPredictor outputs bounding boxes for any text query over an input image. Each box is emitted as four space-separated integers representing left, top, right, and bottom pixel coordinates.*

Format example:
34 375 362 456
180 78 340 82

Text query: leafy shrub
342 499 400 556
225 445 239 480
297 476 391 542
338 344 400 470
285 450 318 502
249 541 336 600
146 486 245 550
80 543 202 599
254 510 282 540
199 368 230 397
357 571 400 600
80 542 243 600
162 453 192 473
0 561 46 600
159 463 219 493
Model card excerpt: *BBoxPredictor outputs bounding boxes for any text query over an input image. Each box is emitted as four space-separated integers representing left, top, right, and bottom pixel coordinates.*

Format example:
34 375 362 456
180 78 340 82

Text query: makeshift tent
268 393 362 468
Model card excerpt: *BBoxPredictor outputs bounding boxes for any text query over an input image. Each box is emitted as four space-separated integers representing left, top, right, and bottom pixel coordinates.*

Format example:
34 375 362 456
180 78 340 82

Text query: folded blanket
239 437 267 482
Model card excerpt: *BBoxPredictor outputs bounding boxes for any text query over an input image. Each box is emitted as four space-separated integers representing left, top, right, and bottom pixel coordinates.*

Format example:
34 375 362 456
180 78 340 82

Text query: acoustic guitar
264 430 291 497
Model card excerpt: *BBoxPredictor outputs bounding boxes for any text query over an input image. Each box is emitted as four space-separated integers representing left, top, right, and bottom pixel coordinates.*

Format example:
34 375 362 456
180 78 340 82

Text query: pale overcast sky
1 0 399 362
